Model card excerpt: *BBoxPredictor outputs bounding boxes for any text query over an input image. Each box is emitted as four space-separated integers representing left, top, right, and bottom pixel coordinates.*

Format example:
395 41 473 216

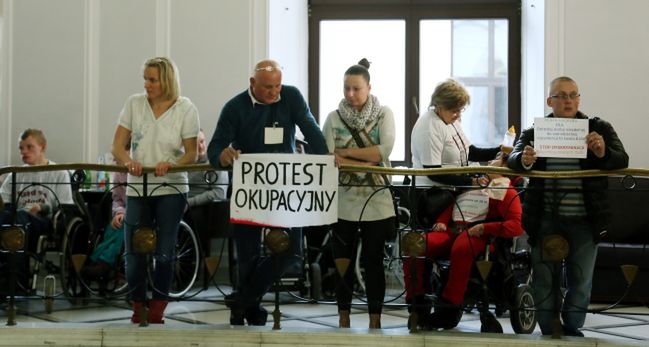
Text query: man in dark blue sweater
207 59 327 326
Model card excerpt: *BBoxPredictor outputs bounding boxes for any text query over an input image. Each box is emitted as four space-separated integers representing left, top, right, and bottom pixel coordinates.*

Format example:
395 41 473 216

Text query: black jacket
507 112 629 244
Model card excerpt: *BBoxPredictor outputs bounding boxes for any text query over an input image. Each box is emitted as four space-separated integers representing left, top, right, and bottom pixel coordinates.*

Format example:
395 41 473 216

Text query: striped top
543 158 587 216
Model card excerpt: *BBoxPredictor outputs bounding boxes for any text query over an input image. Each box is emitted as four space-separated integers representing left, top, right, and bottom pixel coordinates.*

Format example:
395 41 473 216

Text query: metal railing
1 163 648 335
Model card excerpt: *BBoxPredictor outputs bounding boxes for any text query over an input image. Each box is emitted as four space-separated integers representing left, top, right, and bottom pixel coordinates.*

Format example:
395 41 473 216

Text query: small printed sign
534 117 588 158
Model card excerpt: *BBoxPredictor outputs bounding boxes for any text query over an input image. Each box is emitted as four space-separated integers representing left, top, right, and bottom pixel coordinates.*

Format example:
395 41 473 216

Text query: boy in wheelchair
0 129 73 296
403 152 525 331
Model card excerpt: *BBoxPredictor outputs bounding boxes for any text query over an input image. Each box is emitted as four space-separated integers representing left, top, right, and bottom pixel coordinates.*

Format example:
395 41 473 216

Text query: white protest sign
452 189 489 223
230 153 338 228
534 117 588 158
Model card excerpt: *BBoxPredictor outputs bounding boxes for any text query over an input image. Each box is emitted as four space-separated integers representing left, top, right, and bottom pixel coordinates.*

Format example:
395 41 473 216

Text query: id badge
265 126 284 145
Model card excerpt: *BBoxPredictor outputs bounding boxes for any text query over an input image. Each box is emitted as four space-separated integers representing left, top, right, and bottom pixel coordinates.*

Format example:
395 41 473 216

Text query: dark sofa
591 176 649 303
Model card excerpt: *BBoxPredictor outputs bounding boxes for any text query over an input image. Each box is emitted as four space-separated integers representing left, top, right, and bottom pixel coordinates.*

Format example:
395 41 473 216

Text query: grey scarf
337 94 381 131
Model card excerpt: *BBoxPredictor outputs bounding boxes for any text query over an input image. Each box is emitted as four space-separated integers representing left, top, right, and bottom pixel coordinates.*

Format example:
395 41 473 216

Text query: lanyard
450 123 469 167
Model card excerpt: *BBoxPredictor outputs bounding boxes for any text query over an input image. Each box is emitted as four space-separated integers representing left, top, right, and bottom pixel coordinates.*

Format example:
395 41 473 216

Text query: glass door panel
452 20 489 77
420 19 509 148
319 20 406 161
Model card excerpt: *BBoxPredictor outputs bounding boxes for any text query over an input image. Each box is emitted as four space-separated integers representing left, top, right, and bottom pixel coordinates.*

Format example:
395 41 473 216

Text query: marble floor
1 281 648 347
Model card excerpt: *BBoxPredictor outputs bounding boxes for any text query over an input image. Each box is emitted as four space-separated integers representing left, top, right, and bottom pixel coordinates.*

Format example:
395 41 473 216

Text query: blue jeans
531 215 598 335
124 194 185 301
232 224 303 309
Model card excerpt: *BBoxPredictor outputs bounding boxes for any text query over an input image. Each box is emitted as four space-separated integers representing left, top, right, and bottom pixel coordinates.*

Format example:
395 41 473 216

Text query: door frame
309 0 521 166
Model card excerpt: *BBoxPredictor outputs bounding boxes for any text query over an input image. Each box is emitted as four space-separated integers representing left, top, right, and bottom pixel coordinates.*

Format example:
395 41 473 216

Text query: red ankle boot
148 300 167 324
130 302 146 324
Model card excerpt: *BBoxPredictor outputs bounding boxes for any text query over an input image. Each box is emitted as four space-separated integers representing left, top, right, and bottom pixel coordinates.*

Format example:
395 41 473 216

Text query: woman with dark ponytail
322 58 396 329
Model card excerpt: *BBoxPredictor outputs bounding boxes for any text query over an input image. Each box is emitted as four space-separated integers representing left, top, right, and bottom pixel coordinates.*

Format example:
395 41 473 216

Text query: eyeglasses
429 105 466 114
445 106 466 115
255 65 282 72
550 93 580 100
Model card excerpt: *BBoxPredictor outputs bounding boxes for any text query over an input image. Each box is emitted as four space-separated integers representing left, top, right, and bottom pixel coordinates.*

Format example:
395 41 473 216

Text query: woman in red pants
404 152 524 329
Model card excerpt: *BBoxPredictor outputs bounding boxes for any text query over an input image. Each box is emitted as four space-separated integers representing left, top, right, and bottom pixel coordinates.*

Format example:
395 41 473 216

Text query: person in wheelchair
80 170 127 282
403 152 523 330
0 128 73 294
185 129 229 210
81 130 224 291
182 129 228 269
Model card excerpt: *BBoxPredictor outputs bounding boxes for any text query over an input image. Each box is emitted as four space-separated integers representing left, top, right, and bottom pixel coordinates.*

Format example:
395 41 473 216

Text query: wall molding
0 0 12 165
521 0 545 128
250 0 269 68
83 0 100 162
156 0 171 57
544 0 564 85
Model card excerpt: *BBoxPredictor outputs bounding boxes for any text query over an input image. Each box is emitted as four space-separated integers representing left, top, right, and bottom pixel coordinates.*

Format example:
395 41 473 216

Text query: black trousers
331 217 394 314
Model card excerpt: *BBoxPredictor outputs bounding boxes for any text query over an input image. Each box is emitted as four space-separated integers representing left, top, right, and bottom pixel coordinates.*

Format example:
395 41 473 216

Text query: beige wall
544 0 649 168
0 0 270 166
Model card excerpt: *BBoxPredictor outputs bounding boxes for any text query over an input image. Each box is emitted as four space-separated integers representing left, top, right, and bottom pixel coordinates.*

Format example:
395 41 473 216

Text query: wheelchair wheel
114 221 201 298
62 217 128 298
60 216 93 298
109 247 128 296
355 243 367 295
354 240 406 302
510 283 537 334
167 221 201 298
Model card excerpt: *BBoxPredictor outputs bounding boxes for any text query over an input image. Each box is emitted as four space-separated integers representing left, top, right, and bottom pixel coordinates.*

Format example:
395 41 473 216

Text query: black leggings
331 217 394 314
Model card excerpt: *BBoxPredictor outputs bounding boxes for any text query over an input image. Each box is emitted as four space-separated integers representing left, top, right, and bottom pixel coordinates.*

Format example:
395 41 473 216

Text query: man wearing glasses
507 76 628 337
207 59 327 326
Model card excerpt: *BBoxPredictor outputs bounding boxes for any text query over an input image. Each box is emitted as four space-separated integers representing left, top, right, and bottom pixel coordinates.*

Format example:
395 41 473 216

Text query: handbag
416 186 456 229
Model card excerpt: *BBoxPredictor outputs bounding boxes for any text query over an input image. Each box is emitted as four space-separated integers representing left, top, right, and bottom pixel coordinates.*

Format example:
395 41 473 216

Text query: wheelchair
0 183 87 312
62 217 201 299
60 174 202 300
422 235 537 334
307 188 410 302
353 203 409 302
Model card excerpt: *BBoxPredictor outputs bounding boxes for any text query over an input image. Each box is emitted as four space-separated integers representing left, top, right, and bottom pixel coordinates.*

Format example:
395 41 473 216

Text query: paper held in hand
533 117 588 158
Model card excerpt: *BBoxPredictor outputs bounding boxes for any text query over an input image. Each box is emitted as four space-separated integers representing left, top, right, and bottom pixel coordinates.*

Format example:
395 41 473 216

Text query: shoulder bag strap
336 110 391 187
